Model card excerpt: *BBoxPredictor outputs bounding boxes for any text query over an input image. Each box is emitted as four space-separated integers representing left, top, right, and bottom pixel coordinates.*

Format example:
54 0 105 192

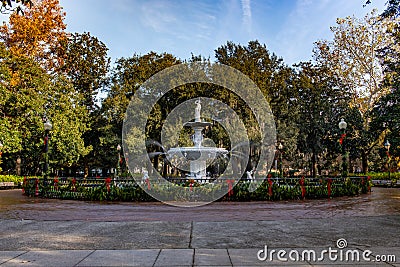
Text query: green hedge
0 175 25 184
351 172 400 181
22 177 370 202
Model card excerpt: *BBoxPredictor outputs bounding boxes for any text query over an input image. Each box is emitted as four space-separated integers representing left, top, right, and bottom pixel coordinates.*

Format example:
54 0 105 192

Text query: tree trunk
361 150 368 174
162 159 167 177
153 156 159 173
16 157 21 176
311 152 317 178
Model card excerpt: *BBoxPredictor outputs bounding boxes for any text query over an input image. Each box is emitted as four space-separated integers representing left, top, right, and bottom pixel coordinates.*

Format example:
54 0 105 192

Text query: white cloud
140 1 177 33
58 0 388 64
241 0 252 29
272 0 387 65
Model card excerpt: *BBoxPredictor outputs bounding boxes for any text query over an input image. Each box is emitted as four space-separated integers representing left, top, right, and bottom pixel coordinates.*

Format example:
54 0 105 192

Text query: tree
295 62 352 176
215 41 299 163
0 0 67 72
0 43 90 175
370 1 400 169
104 52 180 126
374 0 400 18
60 31 110 176
62 32 110 111
371 89 400 169
313 10 398 173
1 0 32 14
101 52 180 173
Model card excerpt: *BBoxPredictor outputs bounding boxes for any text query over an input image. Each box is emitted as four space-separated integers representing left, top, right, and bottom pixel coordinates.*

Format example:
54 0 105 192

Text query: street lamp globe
44 120 52 131
338 118 347 130
384 140 391 151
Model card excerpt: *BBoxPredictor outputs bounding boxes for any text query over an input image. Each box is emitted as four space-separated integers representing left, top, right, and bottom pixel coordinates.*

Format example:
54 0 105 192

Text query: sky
0 0 370 66
58 0 387 66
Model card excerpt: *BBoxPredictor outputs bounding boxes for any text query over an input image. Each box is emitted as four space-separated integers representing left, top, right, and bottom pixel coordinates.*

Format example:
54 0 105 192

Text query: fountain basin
167 146 228 179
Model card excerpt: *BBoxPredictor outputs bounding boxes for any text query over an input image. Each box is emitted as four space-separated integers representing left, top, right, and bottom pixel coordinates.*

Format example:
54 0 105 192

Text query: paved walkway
0 188 399 266
1 247 399 266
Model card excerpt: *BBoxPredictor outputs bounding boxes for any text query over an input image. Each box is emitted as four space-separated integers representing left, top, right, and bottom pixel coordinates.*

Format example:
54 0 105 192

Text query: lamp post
338 118 347 177
384 140 391 180
116 144 121 178
43 119 52 186
278 142 283 178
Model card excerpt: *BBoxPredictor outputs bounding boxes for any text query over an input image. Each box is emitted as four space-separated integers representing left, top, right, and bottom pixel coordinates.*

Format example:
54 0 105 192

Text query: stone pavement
0 188 399 266
1 247 399 266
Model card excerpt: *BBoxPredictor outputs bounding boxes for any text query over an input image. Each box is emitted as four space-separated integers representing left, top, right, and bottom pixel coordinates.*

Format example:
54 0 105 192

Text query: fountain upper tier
165 99 229 179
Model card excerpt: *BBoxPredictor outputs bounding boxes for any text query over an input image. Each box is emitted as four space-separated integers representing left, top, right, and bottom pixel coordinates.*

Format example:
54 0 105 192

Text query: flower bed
22 176 371 202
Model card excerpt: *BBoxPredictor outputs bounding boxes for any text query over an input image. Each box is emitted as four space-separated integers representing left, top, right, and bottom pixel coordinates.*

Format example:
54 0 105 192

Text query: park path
0 188 399 266
0 188 399 222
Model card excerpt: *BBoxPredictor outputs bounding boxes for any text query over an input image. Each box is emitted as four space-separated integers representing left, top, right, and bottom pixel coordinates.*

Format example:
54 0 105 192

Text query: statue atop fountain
195 99 201 122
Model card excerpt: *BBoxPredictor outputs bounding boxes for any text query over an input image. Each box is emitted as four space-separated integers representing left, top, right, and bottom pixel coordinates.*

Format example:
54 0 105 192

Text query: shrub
22 176 370 202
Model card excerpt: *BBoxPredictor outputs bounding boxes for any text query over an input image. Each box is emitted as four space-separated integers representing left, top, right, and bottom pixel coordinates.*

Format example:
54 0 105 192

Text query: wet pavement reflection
0 187 399 222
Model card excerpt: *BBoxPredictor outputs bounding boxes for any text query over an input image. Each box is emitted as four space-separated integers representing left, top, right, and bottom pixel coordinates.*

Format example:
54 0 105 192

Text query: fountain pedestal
166 99 228 181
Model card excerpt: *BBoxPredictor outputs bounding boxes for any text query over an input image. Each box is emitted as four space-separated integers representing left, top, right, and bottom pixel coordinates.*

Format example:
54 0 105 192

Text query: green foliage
61 31 111 175
351 172 400 180
381 0 400 18
0 43 90 174
1 0 399 179
295 62 352 176
63 32 110 111
22 177 369 202
313 10 397 173
0 174 24 183
215 41 299 162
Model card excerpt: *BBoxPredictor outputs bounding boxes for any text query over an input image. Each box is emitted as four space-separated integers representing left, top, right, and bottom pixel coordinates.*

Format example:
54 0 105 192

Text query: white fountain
167 100 229 181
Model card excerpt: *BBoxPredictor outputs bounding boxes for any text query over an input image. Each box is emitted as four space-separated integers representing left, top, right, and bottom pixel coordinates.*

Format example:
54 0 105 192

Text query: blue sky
60 0 385 66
